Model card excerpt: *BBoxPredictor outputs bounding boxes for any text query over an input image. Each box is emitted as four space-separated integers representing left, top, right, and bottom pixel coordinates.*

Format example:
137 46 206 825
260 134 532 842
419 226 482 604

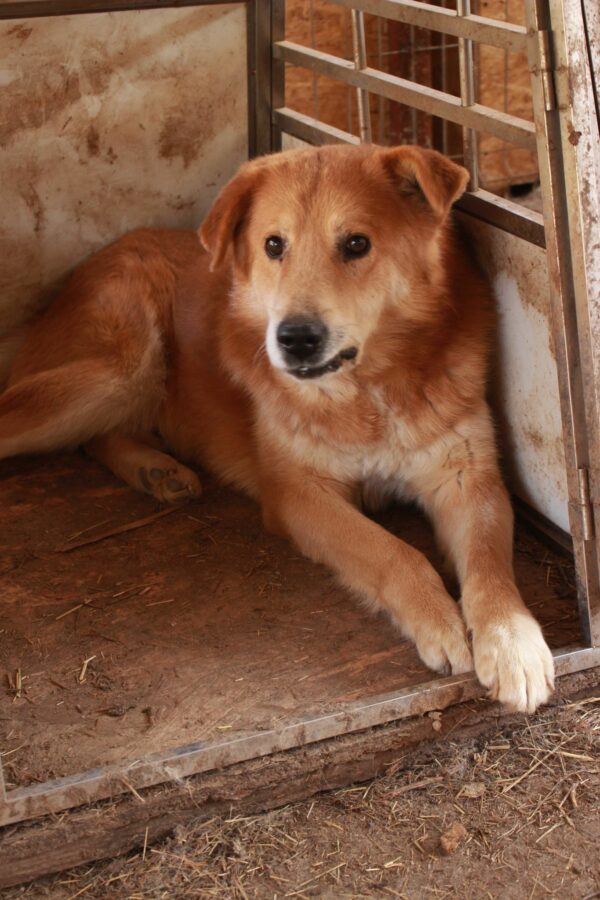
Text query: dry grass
7 697 600 900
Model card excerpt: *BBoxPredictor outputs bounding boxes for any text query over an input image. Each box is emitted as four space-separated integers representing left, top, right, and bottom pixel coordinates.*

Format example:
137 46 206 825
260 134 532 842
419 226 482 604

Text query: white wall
459 218 569 533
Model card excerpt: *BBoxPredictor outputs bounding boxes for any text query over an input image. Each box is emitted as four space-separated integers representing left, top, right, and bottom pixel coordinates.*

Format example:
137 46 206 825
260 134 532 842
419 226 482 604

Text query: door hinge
536 29 557 112
578 466 595 542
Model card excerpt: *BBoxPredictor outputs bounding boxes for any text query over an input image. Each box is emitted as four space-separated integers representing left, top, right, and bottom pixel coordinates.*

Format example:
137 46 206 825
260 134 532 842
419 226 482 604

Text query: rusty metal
547 0 600 648
523 0 600 650
2 644 599 828
274 41 537 150
351 9 372 143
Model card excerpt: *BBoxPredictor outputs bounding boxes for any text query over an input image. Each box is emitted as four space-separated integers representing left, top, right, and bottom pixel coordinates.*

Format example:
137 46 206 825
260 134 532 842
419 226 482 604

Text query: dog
0 144 554 712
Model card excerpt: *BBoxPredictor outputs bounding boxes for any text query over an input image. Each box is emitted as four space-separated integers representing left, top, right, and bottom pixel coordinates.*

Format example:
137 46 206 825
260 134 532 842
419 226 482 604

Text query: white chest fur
258 380 493 509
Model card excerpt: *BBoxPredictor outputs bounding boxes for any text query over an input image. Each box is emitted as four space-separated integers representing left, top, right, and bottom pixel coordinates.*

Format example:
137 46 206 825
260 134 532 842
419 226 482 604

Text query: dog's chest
278 384 422 488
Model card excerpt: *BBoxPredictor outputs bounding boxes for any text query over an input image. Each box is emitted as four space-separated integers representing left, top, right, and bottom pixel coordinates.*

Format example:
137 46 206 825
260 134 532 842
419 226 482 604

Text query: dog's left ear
199 161 264 271
380 146 469 220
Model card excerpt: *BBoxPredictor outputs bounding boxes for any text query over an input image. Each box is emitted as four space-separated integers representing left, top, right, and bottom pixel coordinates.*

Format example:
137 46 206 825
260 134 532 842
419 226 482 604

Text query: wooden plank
1 668 599 889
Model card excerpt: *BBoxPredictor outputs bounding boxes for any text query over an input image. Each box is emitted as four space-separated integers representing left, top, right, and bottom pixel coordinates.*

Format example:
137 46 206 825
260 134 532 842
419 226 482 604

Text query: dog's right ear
199 161 264 271
379 145 469 221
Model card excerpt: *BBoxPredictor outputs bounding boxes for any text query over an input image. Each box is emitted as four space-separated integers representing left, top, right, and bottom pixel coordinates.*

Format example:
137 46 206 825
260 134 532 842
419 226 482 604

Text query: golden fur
0 144 554 712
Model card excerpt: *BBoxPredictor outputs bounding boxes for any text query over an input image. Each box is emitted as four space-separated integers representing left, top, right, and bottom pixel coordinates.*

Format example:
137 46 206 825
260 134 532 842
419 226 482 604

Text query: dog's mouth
289 346 358 380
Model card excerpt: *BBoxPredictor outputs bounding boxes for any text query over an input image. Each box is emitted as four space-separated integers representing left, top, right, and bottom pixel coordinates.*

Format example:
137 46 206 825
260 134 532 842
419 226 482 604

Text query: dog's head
200 145 468 382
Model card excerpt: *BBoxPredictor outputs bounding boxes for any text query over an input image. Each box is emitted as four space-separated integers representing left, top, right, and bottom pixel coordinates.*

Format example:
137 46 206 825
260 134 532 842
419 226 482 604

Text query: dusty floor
1 453 579 790
7 696 600 899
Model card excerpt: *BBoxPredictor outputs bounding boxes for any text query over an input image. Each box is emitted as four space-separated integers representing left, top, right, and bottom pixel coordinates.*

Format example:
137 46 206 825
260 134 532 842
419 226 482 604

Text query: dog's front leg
414 406 555 712
261 469 472 676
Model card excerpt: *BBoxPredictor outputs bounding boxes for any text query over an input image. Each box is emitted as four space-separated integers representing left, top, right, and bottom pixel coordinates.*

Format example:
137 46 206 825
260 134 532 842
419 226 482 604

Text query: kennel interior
0 0 599 882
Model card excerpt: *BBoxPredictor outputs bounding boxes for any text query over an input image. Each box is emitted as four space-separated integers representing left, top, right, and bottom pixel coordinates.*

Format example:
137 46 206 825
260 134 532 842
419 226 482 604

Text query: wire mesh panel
285 0 538 196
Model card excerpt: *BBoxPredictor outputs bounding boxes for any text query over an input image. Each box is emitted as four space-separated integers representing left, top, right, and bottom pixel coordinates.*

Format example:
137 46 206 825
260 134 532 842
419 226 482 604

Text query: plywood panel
0 5 248 334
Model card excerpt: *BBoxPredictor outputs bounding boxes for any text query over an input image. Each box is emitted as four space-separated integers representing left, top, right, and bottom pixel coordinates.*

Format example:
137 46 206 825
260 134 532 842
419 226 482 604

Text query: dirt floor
5 695 599 899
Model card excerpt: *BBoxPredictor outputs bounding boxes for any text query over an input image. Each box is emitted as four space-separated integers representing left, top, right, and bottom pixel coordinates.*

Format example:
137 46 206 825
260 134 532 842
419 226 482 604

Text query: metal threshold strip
1 644 599 828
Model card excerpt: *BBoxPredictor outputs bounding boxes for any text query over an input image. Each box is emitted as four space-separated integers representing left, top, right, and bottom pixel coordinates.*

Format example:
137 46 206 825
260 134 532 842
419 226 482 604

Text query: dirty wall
0 5 248 335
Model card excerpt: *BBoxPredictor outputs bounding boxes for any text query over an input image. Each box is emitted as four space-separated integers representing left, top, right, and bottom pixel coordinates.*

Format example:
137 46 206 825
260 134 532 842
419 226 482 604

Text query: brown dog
0 144 554 712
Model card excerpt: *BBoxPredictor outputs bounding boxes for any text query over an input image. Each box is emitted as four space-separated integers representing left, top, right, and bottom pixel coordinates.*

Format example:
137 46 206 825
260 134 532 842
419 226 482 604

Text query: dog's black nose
276 316 328 362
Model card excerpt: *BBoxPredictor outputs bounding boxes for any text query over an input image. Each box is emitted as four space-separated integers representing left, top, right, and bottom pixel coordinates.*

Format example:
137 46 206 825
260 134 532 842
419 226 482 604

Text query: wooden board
0 453 581 794
1 667 599 889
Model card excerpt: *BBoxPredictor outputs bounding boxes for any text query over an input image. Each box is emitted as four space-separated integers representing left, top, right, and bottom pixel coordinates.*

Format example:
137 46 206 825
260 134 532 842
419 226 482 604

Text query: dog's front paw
472 612 554 713
412 594 473 677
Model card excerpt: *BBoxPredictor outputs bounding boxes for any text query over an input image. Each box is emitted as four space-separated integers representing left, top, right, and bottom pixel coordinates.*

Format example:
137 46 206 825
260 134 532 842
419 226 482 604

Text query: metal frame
1 0 599 831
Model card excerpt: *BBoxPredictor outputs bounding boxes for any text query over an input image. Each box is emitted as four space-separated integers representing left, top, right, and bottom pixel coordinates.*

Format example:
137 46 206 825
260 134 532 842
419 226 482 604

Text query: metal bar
351 9 373 142
457 0 479 189
246 0 258 158
320 0 527 53
275 107 361 145
441 0 449 156
409 22 417 143
546 0 600 647
275 41 537 149
376 15 385 144
456 189 545 247
0 0 236 19
270 0 285 152
250 0 274 157
2 643 600 828
524 0 600 650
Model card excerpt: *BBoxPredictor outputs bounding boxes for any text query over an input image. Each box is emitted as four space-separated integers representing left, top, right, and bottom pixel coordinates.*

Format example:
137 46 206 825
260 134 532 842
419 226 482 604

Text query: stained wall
459 218 570 532
0 5 248 334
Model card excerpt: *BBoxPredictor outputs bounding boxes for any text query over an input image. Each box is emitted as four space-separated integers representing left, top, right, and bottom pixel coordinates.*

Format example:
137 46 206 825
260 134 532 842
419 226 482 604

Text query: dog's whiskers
252 343 268 367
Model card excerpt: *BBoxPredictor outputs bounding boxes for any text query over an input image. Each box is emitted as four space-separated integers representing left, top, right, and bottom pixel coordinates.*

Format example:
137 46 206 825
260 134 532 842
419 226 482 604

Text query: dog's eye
343 234 371 259
265 235 285 259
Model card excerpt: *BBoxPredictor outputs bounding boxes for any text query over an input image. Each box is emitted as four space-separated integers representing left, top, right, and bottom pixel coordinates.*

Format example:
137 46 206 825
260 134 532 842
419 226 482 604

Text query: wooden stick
56 506 182 553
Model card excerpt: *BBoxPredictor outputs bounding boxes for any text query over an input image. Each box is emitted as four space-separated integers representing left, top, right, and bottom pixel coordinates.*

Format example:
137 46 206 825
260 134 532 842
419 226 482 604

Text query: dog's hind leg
85 432 202 503
0 360 136 460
